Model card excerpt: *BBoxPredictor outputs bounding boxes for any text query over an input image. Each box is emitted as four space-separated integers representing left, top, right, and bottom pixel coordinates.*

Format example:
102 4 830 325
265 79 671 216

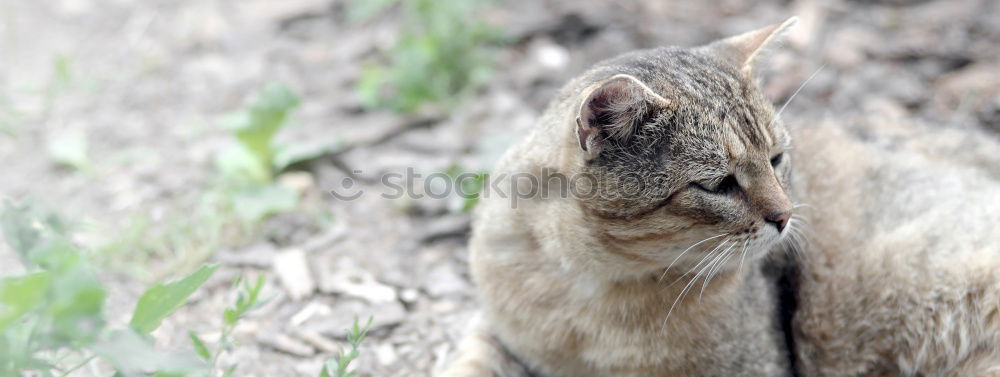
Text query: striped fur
792 119 1000 376
441 19 800 377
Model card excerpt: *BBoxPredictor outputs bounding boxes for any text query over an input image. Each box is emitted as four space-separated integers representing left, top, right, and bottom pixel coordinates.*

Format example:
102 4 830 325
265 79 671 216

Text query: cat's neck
559 259 754 333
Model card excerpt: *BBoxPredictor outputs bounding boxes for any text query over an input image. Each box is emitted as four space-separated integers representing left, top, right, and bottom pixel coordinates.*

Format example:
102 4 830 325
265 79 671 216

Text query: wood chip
273 248 316 300
293 328 341 355
257 332 316 357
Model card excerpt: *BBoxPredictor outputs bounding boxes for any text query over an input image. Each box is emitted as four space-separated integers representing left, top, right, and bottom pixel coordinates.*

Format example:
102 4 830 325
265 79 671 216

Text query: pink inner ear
576 117 595 152
580 76 650 143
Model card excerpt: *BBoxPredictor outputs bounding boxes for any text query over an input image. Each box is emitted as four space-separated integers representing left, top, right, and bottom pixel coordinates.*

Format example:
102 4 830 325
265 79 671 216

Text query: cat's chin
740 228 785 263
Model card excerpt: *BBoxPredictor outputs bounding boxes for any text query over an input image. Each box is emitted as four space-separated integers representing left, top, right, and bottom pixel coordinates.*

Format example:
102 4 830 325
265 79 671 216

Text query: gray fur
441 19 800 377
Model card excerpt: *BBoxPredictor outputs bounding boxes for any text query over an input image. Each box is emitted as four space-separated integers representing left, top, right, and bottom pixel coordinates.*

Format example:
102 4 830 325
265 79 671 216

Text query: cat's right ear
703 17 798 75
575 74 668 160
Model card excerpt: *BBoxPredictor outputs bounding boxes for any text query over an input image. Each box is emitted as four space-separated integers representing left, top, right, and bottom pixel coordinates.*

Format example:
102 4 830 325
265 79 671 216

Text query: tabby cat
441 19 802 377
791 115 1000 375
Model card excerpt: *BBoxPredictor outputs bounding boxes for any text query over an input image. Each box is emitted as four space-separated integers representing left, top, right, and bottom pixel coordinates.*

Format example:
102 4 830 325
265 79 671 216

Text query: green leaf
227 84 299 165
93 329 206 377
230 184 298 222
46 261 107 343
188 331 211 361
222 365 236 377
356 66 386 110
223 275 266 326
272 142 336 172
46 130 89 171
223 308 238 326
216 143 271 184
0 199 69 260
53 55 74 87
320 316 373 377
239 275 266 312
0 200 40 255
0 200 108 343
255 82 300 113
0 272 51 330
130 264 219 334
0 318 45 375
348 0 398 22
27 237 82 271
319 360 334 377
152 372 188 377
217 82 300 184
349 316 374 347
358 0 500 113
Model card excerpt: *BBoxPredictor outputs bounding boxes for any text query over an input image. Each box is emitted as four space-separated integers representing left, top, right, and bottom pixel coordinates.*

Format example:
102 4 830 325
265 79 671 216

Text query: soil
0 0 997 376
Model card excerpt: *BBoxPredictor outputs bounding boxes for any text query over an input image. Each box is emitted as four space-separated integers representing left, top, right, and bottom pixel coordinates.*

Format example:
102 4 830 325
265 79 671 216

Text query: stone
306 299 407 338
257 331 316 357
423 263 469 298
399 288 420 304
216 243 277 268
290 301 333 327
293 328 341 354
529 38 570 70
278 171 317 197
273 248 316 300
374 343 399 366
318 258 399 304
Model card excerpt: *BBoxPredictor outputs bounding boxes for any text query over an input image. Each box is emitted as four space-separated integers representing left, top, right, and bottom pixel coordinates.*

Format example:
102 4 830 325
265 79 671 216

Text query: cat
791 117 1000 375
440 18 802 377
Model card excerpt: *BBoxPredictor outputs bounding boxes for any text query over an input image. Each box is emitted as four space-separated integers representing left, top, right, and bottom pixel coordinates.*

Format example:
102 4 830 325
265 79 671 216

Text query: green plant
47 130 91 172
444 164 488 212
130 265 218 335
42 55 76 115
216 82 300 184
215 82 299 224
215 83 329 223
319 316 373 377
187 273 266 376
2 54 88 138
93 192 231 281
0 200 220 376
94 83 334 277
355 0 501 113
0 93 23 137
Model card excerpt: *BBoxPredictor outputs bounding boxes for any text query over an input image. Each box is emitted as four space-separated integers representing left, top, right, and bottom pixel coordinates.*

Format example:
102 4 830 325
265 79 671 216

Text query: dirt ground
0 0 997 376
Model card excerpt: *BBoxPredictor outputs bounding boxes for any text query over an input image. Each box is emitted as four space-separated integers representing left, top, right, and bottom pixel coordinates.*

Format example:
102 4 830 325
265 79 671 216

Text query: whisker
767 64 826 130
664 254 720 326
792 203 814 212
659 233 726 281
670 238 730 287
699 242 738 300
663 237 738 326
737 238 750 275
783 217 811 262
789 210 812 225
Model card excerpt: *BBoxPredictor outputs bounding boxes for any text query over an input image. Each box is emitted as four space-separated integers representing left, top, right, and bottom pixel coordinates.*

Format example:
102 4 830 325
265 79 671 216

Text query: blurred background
0 0 996 376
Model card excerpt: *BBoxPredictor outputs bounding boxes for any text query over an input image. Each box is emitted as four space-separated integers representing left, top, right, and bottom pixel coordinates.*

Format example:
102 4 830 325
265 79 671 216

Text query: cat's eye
770 153 784 168
692 175 739 194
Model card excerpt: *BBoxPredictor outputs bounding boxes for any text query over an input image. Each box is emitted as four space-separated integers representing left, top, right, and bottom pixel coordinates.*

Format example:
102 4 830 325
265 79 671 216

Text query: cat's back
790 120 1000 376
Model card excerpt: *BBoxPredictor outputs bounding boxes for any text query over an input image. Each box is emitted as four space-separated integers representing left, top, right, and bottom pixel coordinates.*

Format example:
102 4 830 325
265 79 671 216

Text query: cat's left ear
702 17 798 74
575 74 670 161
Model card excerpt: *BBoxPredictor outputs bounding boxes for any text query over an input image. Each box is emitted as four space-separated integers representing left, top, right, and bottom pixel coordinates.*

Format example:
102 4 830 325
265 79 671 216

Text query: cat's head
569 18 800 274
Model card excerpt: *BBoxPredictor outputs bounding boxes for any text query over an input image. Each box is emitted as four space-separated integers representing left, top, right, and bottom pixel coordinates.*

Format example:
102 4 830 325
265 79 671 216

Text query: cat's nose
765 212 790 232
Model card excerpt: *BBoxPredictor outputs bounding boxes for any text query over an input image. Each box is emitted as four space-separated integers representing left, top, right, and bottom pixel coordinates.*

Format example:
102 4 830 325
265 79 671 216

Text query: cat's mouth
708 226 785 267
668 232 768 275
663 215 806 276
